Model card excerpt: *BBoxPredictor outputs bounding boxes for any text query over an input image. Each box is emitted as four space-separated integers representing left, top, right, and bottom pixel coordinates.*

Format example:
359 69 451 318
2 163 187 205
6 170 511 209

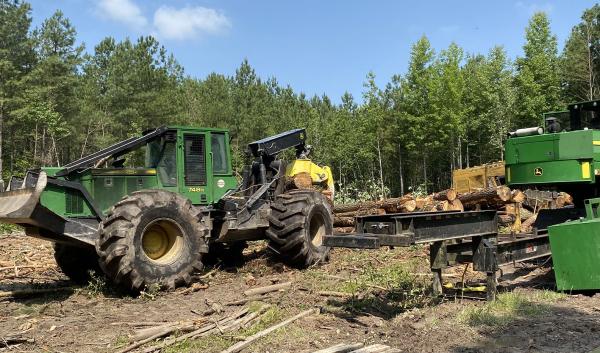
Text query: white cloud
515 1 554 15
96 0 148 30
153 6 231 40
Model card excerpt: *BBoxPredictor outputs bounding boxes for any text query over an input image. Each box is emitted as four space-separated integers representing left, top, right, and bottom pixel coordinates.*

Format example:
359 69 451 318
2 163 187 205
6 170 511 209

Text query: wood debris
0 333 34 348
219 308 317 353
243 281 291 296
310 342 401 353
115 304 272 353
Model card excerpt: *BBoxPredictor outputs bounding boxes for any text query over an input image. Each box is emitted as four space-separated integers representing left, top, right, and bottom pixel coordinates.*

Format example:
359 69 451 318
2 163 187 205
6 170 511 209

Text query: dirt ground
2 232 600 353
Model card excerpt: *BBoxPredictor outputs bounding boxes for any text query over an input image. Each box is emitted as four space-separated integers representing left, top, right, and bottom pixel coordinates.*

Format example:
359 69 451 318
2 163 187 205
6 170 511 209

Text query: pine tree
561 4 600 101
0 0 35 177
514 12 561 128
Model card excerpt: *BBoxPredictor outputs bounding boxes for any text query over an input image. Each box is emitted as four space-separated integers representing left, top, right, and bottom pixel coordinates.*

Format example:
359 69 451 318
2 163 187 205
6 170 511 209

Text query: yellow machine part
285 159 334 199
452 161 505 193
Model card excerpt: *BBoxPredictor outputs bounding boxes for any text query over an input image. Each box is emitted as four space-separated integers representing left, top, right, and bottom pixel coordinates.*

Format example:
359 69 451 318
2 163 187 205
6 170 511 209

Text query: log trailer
323 99 600 299
0 127 334 292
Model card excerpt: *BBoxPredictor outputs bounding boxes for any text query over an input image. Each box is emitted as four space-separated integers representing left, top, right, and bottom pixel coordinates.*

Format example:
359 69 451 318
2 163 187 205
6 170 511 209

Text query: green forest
1 1 600 203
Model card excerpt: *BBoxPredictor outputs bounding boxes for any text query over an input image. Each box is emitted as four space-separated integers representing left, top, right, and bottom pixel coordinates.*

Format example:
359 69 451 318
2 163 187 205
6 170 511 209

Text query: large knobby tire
96 190 208 292
53 243 101 283
266 190 332 268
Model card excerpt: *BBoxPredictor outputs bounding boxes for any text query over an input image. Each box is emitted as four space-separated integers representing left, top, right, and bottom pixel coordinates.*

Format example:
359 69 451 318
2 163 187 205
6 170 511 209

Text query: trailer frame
323 209 580 300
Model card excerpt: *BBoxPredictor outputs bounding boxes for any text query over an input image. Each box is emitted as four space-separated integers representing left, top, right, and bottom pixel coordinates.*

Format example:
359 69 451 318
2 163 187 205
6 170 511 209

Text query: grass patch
0 223 20 234
83 271 108 297
301 247 434 316
339 261 424 294
458 290 565 327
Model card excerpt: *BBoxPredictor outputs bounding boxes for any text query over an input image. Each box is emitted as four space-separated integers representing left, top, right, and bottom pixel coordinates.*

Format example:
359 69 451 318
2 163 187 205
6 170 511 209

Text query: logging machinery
0 126 334 291
504 99 600 291
322 99 600 299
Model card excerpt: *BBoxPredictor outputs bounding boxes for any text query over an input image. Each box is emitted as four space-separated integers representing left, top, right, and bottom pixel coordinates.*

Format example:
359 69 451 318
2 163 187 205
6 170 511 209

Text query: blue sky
29 0 596 102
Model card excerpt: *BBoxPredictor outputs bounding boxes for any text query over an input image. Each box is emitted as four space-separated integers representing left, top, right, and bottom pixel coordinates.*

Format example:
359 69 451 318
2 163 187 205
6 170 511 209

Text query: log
290 172 313 189
419 199 448 212
243 281 292 296
335 208 385 218
519 207 534 221
556 192 574 208
458 186 512 207
447 199 464 212
219 308 317 353
333 216 355 227
382 198 416 213
521 214 538 232
511 189 526 203
415 196 431 210
333 195 415 214
433 189 457 202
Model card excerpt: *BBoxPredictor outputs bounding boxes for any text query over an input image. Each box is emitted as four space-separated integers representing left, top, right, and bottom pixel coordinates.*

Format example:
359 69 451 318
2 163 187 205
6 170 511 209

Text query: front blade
0 172 47 223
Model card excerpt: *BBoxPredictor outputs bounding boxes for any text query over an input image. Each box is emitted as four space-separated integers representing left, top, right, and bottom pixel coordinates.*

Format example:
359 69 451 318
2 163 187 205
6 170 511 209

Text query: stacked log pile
333 186 573 234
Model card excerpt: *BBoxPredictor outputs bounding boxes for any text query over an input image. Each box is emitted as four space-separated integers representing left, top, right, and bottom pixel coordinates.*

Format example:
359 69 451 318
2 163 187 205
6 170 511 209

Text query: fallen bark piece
243 281 292 296
311 342 365 353
0 286 74 299
179 282 209 295
351 344 395 353
317 291 352 298
0 334 34 348
224 296 269 306
219 308 317 353
110 321 174 327
0 265 51 271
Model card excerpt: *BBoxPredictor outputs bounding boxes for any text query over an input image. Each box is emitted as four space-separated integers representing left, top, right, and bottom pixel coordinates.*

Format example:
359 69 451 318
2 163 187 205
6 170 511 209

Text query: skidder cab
0 126 334 292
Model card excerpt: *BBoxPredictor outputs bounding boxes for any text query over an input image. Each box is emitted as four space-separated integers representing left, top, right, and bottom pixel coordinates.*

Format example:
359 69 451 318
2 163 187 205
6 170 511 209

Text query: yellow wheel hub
141 219 184 264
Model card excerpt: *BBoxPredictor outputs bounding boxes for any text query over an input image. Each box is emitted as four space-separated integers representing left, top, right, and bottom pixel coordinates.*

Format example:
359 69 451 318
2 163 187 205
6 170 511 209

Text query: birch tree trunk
0 102 3 180
398 143 404 196
376 137 385 199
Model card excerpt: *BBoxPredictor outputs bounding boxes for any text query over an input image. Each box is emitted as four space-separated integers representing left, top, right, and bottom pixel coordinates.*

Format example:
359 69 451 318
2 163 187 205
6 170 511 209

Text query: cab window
211 133 229 174
146 138 177 186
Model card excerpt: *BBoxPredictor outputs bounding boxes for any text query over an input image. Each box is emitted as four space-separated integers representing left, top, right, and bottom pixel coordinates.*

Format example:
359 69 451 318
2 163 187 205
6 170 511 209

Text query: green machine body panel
505 129 599 186
548 198 600 291
34 126 238 220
